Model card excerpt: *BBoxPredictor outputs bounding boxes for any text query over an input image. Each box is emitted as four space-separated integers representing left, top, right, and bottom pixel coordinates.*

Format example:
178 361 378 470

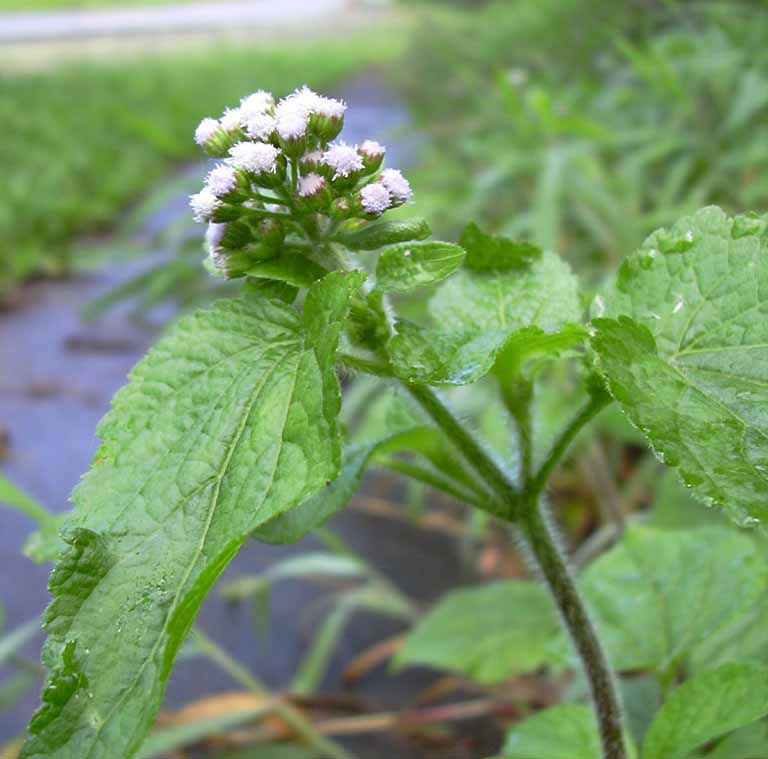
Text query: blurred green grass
401 0 768 277
0 33 400 296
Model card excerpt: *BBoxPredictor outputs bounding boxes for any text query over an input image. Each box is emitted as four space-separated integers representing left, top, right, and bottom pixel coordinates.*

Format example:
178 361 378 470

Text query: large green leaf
697 720 768 759
578 527 767 673
494 704 605 759
642 663 768 759
594 206 768 525
395 580 559 684
21 271 363 759
375 241 465 292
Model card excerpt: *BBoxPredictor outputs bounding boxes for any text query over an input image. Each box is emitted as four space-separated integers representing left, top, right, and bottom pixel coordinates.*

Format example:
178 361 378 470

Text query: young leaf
336 217 431 250
593 206 768 525
395 580 559 684
21 271 363 759
389 246 581 385
375 241 465 292
577 527 767 673
459 222 541 272
245 250 328 288
495 704 635 759
642 663 768 759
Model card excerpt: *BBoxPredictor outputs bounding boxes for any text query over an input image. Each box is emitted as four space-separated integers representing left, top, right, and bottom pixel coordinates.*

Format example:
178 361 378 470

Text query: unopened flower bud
330 196 353 222
257 218 285 250
380 168 413 206
297 172 331 210
358 182 392 217
359 140 385 174
310 95 346 141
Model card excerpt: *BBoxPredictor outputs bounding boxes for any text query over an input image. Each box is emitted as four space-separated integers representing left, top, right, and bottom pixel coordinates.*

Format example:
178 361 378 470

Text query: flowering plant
19 89 768 759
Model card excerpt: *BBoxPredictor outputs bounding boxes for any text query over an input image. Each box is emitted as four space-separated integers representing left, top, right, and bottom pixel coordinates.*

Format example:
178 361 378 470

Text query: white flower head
323 141 364 179
220 107 244 132
314 95 346 119
205 222 227 253
240 90 274 119
194 117 220 146
275 98 309 140
380 168 413 202
228 141 279 174
190 188 221 222
245 112 276 141
206 164 238 197
360 183 392 214
360 139 385 157
298 172 326 198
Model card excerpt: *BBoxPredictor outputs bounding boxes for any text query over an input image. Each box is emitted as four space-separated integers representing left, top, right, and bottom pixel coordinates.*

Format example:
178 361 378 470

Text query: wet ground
0 79 496 758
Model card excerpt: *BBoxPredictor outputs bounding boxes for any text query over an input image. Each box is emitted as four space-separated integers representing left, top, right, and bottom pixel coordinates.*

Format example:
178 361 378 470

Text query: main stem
520 504 626 759
405 383 626 759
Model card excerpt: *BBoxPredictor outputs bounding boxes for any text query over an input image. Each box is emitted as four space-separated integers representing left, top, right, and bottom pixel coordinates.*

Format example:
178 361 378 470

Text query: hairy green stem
404 382 626 759
405 383 517 519
530 388 612 500
521 505 627 759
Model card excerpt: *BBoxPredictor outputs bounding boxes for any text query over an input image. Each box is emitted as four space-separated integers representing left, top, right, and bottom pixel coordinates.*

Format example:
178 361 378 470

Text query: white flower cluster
190 85 414 277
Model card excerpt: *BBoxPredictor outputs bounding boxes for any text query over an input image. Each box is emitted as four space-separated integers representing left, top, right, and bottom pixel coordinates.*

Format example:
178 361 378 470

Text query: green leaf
396 580 559 684
389 247 581 385
246 249 329 288
21 272 363 759
337 217 431 250
642 663 768 759
697 720 768 759
578 527 767 673
495 704 604 759
459 222 541 272
430 248 580 334
375 241 465 292
594 206 768 525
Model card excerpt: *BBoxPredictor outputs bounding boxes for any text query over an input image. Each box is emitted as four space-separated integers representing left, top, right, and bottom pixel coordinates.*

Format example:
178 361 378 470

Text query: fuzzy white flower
190 188 221 222
380 168 413 202
298 172 326 198
360 139 385 157
195 117 220 146
314 95 346 119
275 99 309 140
323 141 364 179
245 112 276 141
205 222 227 253
228 141 279 174
220 107 244 131
240 90 274 119
206 164 238 197
360 183 391 214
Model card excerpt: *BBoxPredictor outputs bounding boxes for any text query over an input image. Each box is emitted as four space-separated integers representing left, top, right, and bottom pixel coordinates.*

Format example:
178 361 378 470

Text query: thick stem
404 381 627 759
521 505 627 759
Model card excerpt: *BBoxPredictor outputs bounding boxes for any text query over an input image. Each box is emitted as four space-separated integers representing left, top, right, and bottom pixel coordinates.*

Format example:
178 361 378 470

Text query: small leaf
594 206 768 525
375 241 465 292
337 217 431 250
21 272 363 759
578 527 767 673
246 249 329 288
460 222 541 272
642 663 768 759
395 580 559 684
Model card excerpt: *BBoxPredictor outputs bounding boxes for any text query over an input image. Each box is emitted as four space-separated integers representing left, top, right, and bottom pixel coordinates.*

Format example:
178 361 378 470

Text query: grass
0 32 401 295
